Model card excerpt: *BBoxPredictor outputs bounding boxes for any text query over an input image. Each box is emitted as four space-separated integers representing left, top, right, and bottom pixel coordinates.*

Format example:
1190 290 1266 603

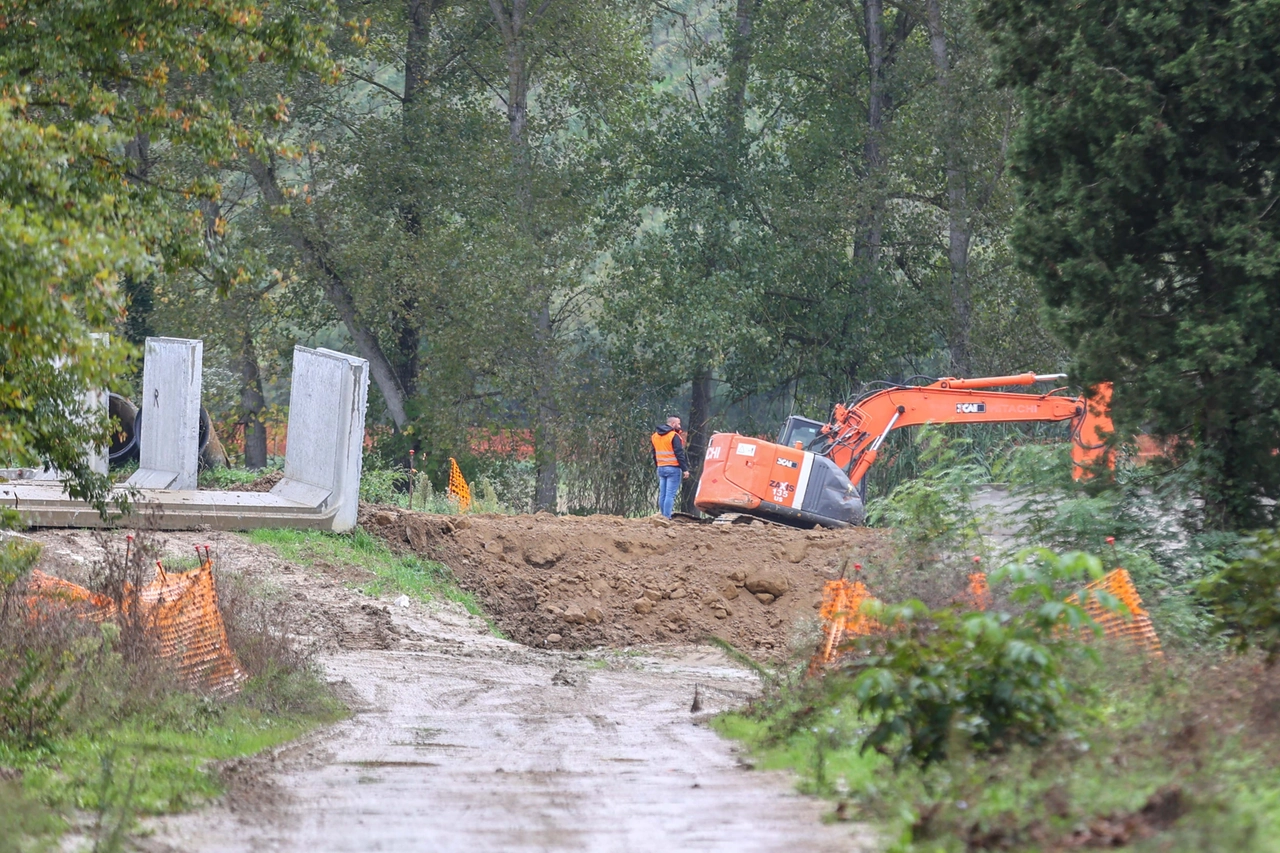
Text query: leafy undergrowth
197 465 280 490
716 649 1280 852
246 527 500 634
0 532 345 852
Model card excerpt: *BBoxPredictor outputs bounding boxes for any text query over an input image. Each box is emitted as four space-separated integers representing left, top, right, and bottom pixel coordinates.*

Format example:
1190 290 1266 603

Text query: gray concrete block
27 332 109 483
13 342 369 534
272 346 370 533
127 337 203 491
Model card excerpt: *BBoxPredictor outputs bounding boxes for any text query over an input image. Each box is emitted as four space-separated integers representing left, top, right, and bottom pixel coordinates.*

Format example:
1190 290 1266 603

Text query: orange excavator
693 373 1113 528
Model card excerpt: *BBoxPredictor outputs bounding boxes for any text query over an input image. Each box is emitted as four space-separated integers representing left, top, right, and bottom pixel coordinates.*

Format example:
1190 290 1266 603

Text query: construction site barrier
447 457 472 512
807 566 1161 676
965 571 992 611
24 555 246 694
807 577 880 675
1067 567 1163 656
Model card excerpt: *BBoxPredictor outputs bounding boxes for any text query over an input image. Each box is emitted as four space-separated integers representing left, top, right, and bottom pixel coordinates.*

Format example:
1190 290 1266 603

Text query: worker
651 416 690 518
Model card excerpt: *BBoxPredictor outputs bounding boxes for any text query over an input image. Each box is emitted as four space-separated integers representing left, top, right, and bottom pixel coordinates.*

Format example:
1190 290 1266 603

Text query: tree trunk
926 0 972 376
235 325 269 470
861 0 887 264
490 0 560 512
679 367 713 514
724 0 758 152
675 0 754 517
403 0 434 112
246 156 411 428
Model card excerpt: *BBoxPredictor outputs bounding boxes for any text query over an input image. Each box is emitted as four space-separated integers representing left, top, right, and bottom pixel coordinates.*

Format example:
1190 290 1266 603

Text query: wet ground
22 529 874 853
145 609 873 852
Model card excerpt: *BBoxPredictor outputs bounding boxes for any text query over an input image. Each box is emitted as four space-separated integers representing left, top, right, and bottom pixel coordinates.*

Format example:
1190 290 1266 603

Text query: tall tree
0 0 332 506
979 0 1280 527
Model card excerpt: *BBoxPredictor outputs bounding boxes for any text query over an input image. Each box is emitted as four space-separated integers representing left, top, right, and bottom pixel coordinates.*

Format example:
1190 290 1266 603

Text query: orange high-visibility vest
652 430 679 467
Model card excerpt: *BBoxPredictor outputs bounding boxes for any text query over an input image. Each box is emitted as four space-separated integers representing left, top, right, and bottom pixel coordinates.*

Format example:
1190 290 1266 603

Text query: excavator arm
693 372 1113 528
816 373 1113 484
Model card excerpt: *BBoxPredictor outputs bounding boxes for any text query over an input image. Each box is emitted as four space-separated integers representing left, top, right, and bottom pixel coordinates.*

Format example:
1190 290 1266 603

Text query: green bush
868 427 989 565
836 550 1115 768
0 535 41 600
1200 528 1280 664
993 442 1242 648
0 650 75 750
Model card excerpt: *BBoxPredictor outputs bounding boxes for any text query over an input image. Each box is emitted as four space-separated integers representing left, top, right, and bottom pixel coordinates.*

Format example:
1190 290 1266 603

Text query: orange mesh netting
140 558 246 693
965 572 992 611
24 556 246 694
1067 568 1162 656
808 578 880 675
447 457 473 512
26 571 115 611
25 571 116 621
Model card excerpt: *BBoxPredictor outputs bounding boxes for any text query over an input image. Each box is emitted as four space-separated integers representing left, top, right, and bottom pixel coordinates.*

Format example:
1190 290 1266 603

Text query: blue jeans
657 466 683 518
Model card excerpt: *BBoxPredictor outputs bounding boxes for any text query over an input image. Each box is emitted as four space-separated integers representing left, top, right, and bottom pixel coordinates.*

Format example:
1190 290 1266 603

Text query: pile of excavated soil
361 507 894 655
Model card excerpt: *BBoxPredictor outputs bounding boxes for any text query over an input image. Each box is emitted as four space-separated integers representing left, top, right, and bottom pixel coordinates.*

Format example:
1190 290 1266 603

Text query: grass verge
2 682 342 825
245 527 500 634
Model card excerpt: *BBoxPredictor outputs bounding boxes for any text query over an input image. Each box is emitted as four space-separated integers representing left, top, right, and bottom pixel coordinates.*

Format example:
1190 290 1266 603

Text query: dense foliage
1201 528 1280 664
6 0 1278 526
979 0 1280 528
0 0 333 505
11 0 1059 515
838 550 1110 767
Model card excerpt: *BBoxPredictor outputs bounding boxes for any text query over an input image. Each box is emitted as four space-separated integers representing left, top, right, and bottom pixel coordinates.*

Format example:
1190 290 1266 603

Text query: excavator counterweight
693 374 1112 528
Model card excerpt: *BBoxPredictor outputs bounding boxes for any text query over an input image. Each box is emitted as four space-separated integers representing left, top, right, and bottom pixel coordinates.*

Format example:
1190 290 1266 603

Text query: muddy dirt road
30 529 875 853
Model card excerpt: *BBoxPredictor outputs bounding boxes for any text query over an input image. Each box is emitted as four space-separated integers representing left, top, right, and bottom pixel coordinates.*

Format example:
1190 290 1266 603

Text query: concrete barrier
25 332 110 482
127 337 203 490
271 346 370 532
7 343 371 533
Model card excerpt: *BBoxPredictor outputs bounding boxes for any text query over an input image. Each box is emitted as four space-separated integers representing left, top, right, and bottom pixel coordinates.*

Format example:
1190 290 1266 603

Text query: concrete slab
25 332 110 481
271 346 370 532
127 337 203 490
1 481 335 530
10 344 371 534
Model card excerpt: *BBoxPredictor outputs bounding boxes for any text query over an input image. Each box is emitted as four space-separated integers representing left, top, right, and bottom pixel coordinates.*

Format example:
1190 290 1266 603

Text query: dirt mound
361 507 894 655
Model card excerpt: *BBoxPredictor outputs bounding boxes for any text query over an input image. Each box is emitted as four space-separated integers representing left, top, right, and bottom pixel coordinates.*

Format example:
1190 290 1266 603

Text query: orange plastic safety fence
447 457 472 513
808 578 880 675
140 559 246 694
966 572 992 611
25 571 115 620
23 560 246 694
1067 568 1162 656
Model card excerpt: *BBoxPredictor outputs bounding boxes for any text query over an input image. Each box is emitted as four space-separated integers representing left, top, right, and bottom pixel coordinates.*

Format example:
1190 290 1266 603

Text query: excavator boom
693 374 1112 528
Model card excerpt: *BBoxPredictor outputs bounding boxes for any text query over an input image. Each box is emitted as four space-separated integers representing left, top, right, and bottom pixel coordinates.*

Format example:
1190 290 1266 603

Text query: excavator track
710 512 788 527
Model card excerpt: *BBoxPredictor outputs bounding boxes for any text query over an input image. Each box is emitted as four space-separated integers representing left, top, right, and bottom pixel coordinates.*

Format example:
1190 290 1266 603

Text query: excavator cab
777 415 826 450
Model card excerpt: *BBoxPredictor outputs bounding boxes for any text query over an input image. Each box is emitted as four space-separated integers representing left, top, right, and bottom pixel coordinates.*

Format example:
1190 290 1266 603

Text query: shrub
0 649 75 750
835 550 1115 767
216 570 338 717
1200 529 1280 665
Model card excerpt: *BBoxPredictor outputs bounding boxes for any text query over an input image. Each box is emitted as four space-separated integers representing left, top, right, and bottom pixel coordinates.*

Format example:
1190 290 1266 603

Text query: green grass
0 680 344 849
3 706 330 815
197 465 279 489
0 781 61 853
712 712 886 798
245 527 500 634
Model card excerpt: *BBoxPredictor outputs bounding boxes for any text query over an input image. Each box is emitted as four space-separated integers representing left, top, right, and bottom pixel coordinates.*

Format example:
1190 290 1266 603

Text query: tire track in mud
146 604 874 853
